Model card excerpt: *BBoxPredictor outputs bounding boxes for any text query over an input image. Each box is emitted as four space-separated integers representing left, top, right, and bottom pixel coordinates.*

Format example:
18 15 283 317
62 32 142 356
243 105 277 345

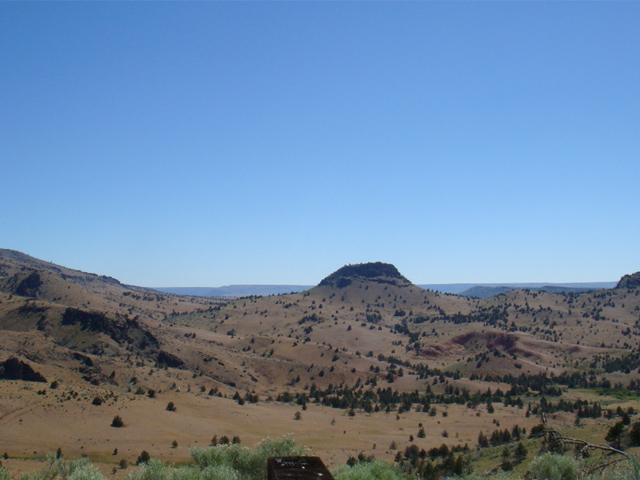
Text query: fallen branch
541 429 630 460
586 457 625 475
533 429 631 475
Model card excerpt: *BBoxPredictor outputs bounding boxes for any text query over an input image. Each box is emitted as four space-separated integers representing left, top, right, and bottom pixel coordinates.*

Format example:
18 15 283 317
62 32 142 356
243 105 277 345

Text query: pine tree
478 431 489 448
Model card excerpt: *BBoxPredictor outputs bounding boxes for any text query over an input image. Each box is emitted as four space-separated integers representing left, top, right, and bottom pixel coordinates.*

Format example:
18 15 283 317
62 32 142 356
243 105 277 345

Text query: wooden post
267 456 335 480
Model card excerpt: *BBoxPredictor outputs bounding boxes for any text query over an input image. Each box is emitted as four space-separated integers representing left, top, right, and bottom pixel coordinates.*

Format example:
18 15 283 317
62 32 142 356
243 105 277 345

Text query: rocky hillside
317 262 411 289
3 250 640 396
617 271 640 290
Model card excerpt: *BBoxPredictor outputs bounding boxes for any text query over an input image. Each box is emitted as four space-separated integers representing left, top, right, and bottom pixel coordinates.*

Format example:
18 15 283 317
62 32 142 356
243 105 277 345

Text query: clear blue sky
2 2 639 287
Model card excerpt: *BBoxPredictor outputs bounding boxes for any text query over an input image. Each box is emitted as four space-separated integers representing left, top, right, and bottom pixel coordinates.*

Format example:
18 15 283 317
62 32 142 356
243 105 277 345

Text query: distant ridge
154 281 617 298
153 285 312 297
616 271 640 290
457 284 613 299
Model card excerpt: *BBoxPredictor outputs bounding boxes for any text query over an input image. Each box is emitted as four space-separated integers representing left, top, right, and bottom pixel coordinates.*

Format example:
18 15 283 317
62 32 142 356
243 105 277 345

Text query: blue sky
2 2 639 287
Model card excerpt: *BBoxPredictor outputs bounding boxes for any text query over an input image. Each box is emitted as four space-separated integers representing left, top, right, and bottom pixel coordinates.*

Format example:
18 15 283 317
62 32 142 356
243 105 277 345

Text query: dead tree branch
531 429 631 475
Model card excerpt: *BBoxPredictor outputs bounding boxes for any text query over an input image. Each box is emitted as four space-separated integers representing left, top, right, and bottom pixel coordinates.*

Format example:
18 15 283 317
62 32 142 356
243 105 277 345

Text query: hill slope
3 251 640 474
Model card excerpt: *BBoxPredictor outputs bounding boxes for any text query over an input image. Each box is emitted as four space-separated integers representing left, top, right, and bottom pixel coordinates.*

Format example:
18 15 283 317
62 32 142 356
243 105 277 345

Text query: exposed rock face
157 351 185 369
16 271 43 297
616 272 640 290
61 307 159 350
0 357 47 382
318 262 411 288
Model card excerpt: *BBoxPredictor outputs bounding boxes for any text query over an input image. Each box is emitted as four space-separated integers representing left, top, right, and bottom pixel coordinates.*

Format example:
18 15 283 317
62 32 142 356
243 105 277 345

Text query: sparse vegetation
4 254 640 478
12 430 640 480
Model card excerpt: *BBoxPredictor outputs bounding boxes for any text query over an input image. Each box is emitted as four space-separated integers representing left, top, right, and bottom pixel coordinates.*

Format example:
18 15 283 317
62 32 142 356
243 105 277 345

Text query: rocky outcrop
0 357 47 382
318 262 411 288
616 272 640 290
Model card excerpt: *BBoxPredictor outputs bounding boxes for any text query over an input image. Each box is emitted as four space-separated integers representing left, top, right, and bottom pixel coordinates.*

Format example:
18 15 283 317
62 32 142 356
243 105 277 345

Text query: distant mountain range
154 281 617 298
153 285 313 297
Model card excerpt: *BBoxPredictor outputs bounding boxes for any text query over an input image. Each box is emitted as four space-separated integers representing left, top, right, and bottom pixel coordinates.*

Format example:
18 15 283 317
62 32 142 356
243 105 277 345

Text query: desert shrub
200 465 240 480
129 459 167 480
526 453 579 480
128 461 195 480
190 446 228 470
67 464 105 480
588 455 640 480
332 460 405 480
0 465 10 480
453 474 516 480
21 456 99 480
167 466 202 480
111 416 124 428
190 436 304 480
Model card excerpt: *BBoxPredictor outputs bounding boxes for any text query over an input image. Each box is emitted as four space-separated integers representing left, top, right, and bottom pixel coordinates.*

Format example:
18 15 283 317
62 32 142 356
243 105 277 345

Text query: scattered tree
111 415 124 428
605 421 625 449
136 451 150 465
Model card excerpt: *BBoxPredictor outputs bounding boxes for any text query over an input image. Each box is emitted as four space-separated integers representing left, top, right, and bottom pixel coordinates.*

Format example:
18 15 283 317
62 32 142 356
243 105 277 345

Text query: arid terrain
2 248 640 476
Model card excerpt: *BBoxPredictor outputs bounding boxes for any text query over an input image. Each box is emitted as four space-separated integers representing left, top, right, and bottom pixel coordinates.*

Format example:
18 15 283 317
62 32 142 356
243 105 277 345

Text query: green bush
332 460 406 480
1 465 10 480
128 459 167 480
21 456 103 480
526 453 580 480
67 464 105 480
453 474 516 480
595 455 640 480
200 466 240 480
168 466 201 480
190 436 304 480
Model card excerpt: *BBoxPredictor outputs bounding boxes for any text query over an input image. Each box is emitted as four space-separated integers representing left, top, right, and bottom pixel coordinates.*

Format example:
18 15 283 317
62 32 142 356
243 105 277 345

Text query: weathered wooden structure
267 456 335 480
